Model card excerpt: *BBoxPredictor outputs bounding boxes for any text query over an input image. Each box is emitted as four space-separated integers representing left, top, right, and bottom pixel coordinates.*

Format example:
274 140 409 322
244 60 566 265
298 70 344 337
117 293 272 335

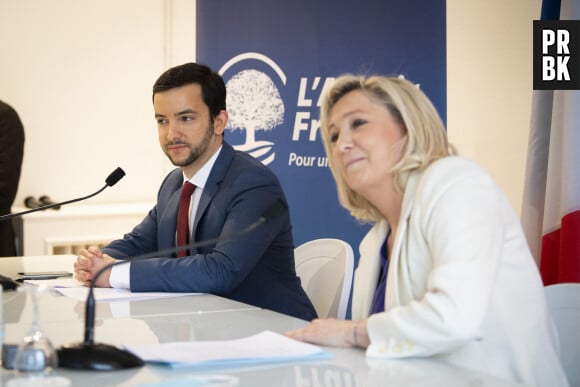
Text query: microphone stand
57 199 286 371
0 167 126 222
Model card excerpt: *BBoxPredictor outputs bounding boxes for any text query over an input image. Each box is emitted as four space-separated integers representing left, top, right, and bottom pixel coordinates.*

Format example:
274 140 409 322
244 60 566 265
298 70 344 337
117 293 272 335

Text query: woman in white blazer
286 75 568 386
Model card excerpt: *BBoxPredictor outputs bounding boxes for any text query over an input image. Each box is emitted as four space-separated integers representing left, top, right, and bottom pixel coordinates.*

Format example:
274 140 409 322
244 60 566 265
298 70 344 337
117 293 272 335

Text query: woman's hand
286 318 370 348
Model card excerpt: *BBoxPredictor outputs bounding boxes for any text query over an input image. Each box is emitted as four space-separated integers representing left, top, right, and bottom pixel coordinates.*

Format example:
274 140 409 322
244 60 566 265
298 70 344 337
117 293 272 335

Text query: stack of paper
124 330 331 369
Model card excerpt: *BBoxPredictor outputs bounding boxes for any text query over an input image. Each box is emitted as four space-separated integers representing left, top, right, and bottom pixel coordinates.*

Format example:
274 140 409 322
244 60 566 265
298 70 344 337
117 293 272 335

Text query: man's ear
213 110 228 135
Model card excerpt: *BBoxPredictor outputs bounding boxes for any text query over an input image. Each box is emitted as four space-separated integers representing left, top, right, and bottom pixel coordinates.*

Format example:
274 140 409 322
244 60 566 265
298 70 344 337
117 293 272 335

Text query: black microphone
38 195 61 210
0 167 126 222
56 198 288 371
24 196 43 209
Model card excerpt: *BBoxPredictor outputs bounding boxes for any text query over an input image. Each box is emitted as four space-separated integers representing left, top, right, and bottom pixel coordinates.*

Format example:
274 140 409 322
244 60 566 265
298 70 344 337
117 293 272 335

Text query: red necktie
176 181 196 257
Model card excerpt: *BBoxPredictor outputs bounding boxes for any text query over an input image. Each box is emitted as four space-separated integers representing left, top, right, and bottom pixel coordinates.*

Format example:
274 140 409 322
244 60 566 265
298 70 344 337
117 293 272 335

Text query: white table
0 256 528 386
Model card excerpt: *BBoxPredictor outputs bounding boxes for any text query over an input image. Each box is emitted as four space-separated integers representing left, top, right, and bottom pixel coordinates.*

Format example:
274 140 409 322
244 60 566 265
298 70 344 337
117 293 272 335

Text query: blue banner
196 0 446 258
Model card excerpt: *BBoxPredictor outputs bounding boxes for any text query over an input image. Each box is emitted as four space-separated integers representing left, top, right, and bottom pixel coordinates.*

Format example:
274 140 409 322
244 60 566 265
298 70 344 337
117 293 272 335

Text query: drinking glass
8 285 69 387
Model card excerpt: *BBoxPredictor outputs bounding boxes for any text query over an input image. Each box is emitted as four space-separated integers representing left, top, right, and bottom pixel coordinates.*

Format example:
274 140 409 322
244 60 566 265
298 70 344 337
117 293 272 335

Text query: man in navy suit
74 63 316 320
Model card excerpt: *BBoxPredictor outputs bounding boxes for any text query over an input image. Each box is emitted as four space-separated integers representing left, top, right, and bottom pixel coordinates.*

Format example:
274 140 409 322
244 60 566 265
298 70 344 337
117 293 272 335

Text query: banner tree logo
225 69 284 165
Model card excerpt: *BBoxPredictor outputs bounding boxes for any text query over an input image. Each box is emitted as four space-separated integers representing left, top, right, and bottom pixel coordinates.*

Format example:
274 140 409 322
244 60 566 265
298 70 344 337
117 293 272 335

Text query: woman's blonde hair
320 75 456 222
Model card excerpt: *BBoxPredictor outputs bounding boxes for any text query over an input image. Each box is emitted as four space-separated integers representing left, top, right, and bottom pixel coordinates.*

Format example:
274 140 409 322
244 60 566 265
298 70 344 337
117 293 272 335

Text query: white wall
0 0 195 207
1 0 540 217
447 0 541 216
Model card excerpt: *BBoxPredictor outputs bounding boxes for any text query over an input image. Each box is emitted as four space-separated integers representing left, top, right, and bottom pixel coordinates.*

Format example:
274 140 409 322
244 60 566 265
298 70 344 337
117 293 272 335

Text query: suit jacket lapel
157 172 183 252
192 143 235 233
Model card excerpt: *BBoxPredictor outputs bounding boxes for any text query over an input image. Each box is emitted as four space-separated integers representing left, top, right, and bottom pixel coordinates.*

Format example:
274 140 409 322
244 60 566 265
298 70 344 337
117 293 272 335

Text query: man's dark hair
152 63 226 118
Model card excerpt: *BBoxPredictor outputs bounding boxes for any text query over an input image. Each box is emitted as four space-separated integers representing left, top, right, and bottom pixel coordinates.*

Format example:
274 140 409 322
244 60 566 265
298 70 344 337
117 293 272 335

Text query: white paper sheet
55 287 200 302
124 330 331 369
24 277 84 288
24 277 199 302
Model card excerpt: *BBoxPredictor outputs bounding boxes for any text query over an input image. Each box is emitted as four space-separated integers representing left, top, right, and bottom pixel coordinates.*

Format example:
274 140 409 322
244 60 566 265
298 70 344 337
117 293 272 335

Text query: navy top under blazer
102 142 317 321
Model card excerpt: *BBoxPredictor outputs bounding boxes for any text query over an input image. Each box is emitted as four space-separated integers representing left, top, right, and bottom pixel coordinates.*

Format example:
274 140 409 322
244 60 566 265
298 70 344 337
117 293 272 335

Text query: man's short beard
166 121 214 167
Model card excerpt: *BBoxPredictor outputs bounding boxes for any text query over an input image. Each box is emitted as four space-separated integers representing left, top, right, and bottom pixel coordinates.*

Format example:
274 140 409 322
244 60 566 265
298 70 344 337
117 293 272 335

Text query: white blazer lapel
353 220 389 320
384 173 420 310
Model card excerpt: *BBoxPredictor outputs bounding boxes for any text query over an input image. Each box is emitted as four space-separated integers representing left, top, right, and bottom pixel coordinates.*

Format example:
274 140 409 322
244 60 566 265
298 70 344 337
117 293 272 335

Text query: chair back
545 283 580 387
295 238 354 319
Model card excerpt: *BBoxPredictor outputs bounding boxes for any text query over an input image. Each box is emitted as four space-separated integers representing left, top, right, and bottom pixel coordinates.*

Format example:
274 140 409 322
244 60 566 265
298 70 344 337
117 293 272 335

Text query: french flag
521 0 580 285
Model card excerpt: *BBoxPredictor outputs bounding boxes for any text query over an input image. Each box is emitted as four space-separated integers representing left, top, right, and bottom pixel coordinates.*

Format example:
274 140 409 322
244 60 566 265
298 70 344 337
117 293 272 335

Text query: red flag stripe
540 210 580 285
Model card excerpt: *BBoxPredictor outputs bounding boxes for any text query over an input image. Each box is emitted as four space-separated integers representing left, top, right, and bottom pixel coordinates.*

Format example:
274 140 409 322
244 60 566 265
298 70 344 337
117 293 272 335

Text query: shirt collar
182 145 223 189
